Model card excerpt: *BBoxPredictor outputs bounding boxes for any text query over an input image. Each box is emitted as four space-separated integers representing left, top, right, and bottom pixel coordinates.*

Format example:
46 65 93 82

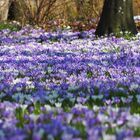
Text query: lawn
0 26 140 140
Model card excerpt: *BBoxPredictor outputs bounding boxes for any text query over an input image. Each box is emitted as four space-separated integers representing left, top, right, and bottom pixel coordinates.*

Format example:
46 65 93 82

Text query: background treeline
0 0 140 30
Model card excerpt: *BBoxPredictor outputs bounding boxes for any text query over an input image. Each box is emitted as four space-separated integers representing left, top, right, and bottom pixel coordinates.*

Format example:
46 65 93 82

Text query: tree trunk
75 0 85 20
0 0 11 21
95 0 137 36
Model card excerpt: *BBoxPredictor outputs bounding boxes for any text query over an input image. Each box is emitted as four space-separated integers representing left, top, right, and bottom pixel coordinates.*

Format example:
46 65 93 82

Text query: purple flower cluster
0 26 140 139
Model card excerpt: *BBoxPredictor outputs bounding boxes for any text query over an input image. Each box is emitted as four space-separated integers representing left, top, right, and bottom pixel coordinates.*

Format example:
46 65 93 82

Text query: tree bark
0 0 11 21
95 0 137 36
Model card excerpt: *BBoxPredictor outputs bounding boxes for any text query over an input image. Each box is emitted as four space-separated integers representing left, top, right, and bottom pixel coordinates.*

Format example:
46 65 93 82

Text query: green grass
0 21 21 31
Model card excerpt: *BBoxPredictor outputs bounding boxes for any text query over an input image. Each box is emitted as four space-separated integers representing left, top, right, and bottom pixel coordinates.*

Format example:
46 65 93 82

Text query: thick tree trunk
95 0 137 36
0 0 10 21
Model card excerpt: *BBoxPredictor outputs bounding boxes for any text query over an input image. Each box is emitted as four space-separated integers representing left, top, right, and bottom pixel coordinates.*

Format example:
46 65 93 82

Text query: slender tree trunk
95 0 137 36
75 0 85 20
